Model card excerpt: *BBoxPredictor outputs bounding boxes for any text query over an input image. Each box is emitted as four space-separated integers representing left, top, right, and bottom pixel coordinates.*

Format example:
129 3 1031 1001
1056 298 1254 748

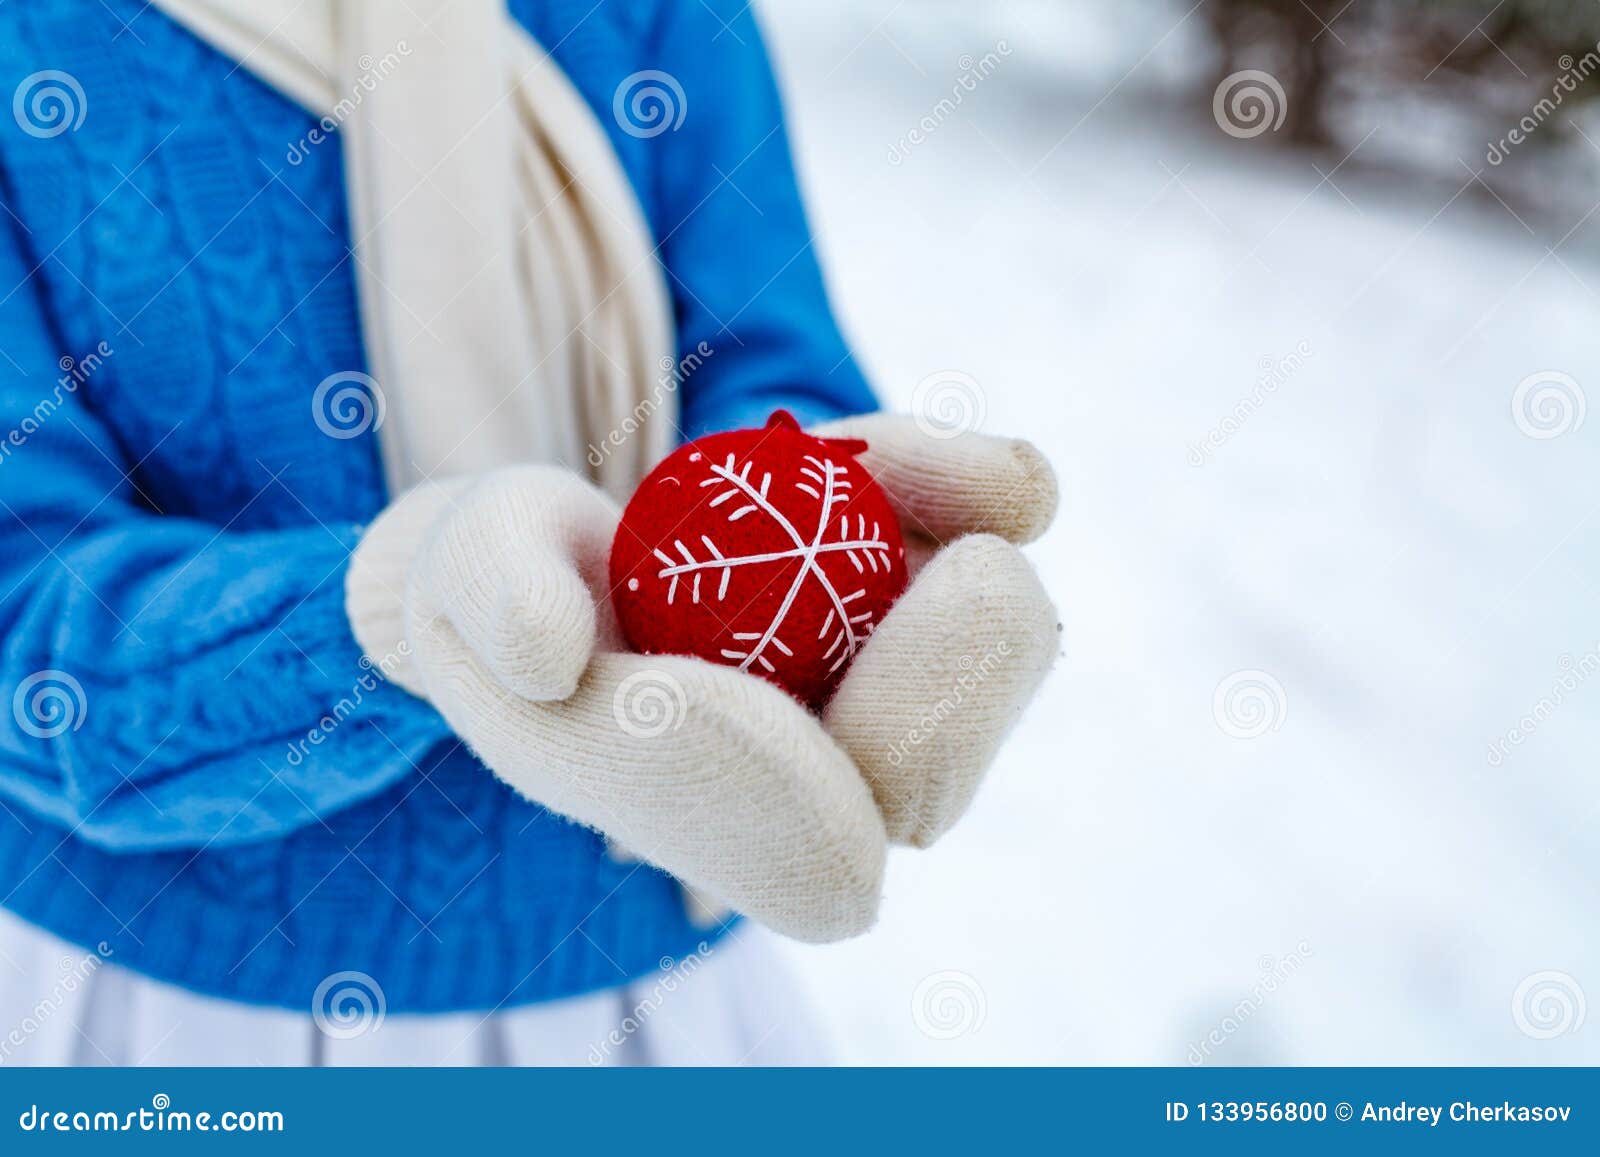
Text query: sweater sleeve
650 0 880 437
0 222 451 852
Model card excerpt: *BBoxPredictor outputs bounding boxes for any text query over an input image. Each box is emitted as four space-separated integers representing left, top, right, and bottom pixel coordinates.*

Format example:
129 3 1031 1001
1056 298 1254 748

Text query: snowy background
761 0 1600 1065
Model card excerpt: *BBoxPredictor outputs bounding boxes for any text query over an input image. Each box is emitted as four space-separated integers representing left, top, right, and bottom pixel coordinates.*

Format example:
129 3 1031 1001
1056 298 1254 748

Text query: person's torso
0 0 722 1012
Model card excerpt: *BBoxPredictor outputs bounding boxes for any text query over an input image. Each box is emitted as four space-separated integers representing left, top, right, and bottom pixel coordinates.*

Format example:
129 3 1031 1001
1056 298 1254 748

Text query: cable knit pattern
0 0 876 1010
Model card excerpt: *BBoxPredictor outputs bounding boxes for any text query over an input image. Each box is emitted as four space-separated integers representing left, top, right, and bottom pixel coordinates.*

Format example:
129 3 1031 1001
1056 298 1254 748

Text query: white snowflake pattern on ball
648 450 893 680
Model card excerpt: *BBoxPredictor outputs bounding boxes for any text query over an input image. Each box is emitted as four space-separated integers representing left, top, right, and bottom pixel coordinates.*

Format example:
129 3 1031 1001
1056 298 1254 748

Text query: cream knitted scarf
150 0 675 498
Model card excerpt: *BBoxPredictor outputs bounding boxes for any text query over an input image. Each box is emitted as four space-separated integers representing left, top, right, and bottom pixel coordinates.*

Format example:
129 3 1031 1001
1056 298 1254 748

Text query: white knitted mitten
813 414 1059 847
345 420 1059 941
347 466 886 942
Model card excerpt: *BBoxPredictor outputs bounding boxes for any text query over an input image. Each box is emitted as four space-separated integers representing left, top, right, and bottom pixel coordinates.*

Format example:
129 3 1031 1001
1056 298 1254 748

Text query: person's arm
650 0 878 436
0 214 451 852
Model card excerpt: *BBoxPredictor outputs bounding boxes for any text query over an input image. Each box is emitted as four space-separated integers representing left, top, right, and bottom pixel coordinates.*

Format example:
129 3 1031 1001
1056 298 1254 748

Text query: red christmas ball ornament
610 411 907 707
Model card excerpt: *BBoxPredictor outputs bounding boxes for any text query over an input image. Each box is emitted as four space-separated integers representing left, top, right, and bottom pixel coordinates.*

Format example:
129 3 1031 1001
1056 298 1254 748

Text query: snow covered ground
760 0 1600 1065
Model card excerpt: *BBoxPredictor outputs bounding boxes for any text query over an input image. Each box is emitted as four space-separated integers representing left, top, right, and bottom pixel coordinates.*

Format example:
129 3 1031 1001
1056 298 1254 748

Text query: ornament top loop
764 409 869 456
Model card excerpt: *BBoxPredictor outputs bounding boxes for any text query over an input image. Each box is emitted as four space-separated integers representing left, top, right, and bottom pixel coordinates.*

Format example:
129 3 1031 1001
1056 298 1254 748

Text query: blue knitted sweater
0 0 876 1010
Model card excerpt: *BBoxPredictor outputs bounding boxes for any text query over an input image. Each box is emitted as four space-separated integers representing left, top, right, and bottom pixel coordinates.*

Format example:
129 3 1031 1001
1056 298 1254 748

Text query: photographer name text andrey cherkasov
1356 1101 1572 1126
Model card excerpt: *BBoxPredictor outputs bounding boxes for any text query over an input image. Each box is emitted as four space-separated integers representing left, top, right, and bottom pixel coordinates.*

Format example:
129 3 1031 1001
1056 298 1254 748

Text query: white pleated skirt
0 908 827 1066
